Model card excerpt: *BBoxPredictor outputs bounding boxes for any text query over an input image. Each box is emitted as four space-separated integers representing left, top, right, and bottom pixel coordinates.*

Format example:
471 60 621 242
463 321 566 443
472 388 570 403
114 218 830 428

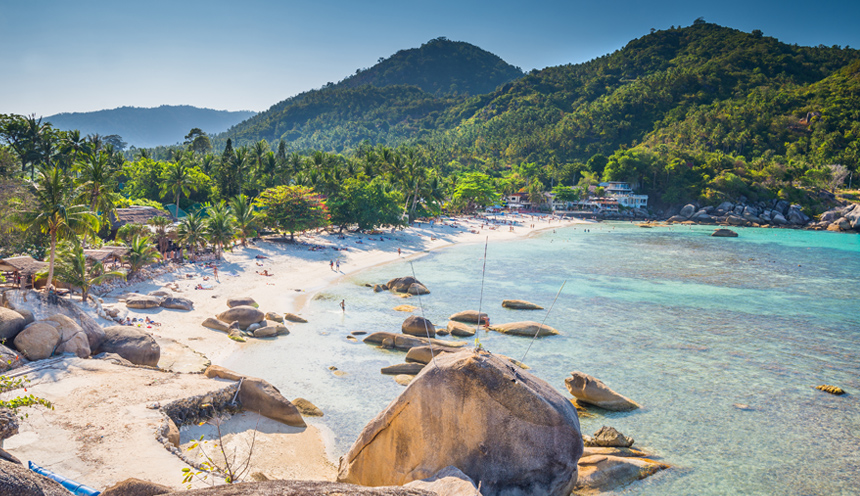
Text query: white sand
3 213 589 490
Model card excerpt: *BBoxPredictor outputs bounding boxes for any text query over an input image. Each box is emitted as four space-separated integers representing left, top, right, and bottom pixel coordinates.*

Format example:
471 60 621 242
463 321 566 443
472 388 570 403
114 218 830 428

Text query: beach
3 213 588 491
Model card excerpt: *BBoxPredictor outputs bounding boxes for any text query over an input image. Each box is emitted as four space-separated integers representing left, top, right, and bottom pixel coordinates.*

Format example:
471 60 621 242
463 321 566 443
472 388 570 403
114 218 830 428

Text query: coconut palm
76 150 120 224
147 215 173 253
176 212 207 255
39 244 125 302
160 159 198 216
12 165 100 288
116 223 150 244
126 235 162 276
229 195 256 247
206 202 236 259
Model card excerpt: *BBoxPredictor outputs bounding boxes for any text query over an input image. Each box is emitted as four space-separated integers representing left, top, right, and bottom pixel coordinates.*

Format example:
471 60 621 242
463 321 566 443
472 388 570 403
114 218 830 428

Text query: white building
600 182 648 209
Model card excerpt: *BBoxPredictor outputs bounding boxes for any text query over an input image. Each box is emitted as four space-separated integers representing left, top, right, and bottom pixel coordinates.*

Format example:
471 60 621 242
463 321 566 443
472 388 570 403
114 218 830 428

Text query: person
330 260 334 270
213 265 219 282
340 299 345 312
398 247 401 256
336 260 340 271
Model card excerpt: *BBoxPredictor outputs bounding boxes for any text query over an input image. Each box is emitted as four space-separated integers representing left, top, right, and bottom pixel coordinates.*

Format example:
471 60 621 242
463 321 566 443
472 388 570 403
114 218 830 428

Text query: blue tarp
28 461 101 496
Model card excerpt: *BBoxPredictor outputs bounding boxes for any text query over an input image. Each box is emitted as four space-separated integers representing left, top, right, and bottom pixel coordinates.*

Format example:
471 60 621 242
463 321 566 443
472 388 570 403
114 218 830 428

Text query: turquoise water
224 223 860 495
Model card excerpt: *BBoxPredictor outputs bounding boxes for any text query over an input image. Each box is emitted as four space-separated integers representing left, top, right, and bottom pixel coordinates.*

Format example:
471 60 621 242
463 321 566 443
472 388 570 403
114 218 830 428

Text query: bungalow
600 182 648 209
503 192 531 210
110 206 173 238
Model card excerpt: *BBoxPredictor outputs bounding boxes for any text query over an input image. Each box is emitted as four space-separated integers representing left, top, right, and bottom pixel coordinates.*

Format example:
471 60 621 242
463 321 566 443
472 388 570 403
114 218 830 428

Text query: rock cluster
200 298 294 341
668 199 813 228
124 291 194 312
811 204 860 232
385 276 430 295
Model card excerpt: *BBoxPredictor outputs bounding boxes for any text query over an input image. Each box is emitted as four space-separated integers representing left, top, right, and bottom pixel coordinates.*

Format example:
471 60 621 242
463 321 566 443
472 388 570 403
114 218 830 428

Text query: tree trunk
46 233 57 289
175 191 180 218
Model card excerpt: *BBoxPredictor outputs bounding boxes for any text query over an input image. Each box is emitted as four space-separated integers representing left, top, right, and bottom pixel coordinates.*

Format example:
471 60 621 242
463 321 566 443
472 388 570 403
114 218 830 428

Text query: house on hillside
503 192 531 210
600 182 648 209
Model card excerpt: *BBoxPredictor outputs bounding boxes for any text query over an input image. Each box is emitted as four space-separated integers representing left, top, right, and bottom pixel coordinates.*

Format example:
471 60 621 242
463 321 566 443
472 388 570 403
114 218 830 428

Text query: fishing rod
520 280 566 363
475 236 489 347
410 261 438 368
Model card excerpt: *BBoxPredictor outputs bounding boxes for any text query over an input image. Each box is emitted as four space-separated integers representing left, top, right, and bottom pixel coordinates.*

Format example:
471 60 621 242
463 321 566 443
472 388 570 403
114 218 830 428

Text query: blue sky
1 0 858 117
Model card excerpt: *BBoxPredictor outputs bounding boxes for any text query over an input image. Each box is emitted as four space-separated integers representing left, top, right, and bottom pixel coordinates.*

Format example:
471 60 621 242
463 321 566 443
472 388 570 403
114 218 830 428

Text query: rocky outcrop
711 228 738 237
502 300 544 310
679 204 696 218
586 426 634 448
238 377 306 428
2 289 103 348
125 295 163 309
403 466 482 496
161 481 436 495
216 306 265 328
0 308 26 341
0 345 27 373
387 276 430 295
252 324 288 338
44 314 90 358
363 332 465 351
447 321 476 337
402 315 435 338
227 297 258 308
283 313 307 323
13 322 61 361
582 446 649 458
381 363 426 375
574 455 668 494
161 297 194 311
292 398 323 417
405 345 463 364
337 350 583 496
0 407 19 442
0 461 71 496
565 371 639 411
265 311 283 323
99 326 161 367
489 321 559 337
815 384 845 395
202 317 230 332
101 478 173 496
448 310 487 324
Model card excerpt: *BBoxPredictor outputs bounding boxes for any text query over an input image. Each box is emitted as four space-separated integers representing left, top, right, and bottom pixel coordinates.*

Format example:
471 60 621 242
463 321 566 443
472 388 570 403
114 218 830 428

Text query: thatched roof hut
83 247 129 263
0 256 48 275
111 206 172 230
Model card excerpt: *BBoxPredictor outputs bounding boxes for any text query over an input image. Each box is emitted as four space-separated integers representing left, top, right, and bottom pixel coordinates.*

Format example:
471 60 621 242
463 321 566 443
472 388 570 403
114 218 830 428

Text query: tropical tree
76 150 120 224
229 195 256 247
12 165 99 288
38 244 125 302
450 172 500 213
254 185 328 241
206 202 236 259
327 177 405 232
160 159 198 215
176 212 207 254
147 215 173 253
116 223 150 244
125 235 162 276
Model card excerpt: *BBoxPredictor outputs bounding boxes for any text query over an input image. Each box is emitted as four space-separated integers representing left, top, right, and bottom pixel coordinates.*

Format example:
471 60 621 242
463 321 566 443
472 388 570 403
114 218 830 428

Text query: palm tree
126 235 162 276
116 223 150 244
176 212 207 255
206 202 236 259
160 159 198 216
39 245 125 302
147 215 173 253
76 151 119 224
229 195 257 247
12 165 100 288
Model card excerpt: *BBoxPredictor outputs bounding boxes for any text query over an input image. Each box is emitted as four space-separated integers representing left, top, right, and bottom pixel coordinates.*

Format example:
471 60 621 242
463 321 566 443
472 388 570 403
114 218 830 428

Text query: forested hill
44 105 256 149
338 38 524 96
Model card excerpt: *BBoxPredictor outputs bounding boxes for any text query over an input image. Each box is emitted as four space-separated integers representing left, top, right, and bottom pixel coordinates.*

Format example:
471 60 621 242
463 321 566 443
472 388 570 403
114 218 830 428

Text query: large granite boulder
564 371 639 411
216 306 265 328
405 345 464 365
98 326 160 366
161 297 193 311
711 228 738 238
363 332 466 351
387 276 430 295
402 315 435 338
265 311 283 323
0 407 19 442
3 290 103 349
771 212 787 225
403 466 482 496
284 313 307 323
489 321 559 337
587 426 635 448
44 314 90 358
574 455 668 494
162 481 435 495
679 204 696 218
252 324 288 338
125 295 163 309
448 310 488 324
447 321 476 337
239 377 306 427
502 300 544 310
0 462 71 496
227 297 258 308
101 478 172 496
337 350 583 496
202 317 230 332
0 344 27 373
0 307 27 341
13 322 61 361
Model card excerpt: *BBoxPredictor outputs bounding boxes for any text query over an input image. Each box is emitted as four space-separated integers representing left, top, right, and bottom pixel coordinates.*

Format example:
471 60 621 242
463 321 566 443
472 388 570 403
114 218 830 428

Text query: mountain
44 105 256 149
221 38 523 149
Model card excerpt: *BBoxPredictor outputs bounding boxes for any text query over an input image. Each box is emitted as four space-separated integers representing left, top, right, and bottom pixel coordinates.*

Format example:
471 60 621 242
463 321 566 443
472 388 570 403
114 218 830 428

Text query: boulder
148 289 173 298
586 426 634 448
13 322 61 360
405 345 465 365
101 478 173 496
202 317 230 332
373 284 386 292
679 204 696 218
836 217 852 230
160 481 436 495
227 297 258 308
449 310 488 324
0 447 21 465
407 283 431 296
238 377 306 427
666 215 687 222
45 315 91 358
447 321 476 337
489 321 559 337
337 350 583 495
247 322 264 332
501 300 544 310
125 295 163 309
387 276 430 295
575 455 668 494
726 215 747 226
381 363 426 375
15 308 35 326
0 344 27 373
204 365 245 381
711 228 738 238
403 466 482 496
582 446 649 458
265 311 284 323
0 407 19 441
0 461 71 496
283 313 307 323
0 307 27 341
363 331 465 351
98 326 160 367
827 222 842 232
216 305 265 328
166 418 180 449
771 212 787 225
394 305 417 312
402 315 435 338
253 324 288 338
292 398 323 417
775 200 790 215
564 371 639 411
161 297 193 311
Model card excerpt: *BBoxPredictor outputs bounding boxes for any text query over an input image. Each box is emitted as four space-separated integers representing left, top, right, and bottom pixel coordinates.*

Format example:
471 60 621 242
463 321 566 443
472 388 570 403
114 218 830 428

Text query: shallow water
224 223 860 495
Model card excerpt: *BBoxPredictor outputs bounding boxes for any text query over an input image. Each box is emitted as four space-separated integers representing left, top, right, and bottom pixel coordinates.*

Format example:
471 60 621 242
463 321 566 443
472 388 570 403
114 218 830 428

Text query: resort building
503 192 532 210
599 182 648 209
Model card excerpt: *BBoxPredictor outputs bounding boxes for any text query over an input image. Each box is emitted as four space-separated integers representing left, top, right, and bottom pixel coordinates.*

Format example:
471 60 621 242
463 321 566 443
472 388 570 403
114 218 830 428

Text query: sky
2 0 859 117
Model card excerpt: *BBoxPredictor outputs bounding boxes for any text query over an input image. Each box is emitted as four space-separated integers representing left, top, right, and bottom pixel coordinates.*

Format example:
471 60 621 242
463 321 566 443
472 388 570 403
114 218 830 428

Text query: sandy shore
3 213 590 490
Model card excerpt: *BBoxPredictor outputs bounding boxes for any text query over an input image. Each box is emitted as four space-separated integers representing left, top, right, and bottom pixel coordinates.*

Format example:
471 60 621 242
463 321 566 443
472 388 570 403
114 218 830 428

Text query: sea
223 222 860 495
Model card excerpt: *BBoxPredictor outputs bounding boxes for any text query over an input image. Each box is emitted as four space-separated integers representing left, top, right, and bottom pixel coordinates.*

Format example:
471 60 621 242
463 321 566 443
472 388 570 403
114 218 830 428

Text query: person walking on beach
336 260 341 271
213 265 219 282
330 259 334 270
340 299 345 312
398 247 401 256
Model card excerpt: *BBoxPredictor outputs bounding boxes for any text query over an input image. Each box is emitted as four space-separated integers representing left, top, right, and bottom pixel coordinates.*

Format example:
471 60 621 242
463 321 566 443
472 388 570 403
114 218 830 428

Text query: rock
125 295 163 309
387 276 430 295
44 313 103 352
101 478 173 496
403 466 482 496
0 307 26 341
775 200 790 215
253 324 288 338
166 418 180 448
148 289 173 298
160 481 436 495
13 322 61 360
575 455 668 494
826 222 842 232
407 283 430 295
228 329 246 342
564 371 639 411
0 461 71 496
0 447 21 465
56 329 91 358
402 315 435 338
771 212 787 225
405 345 463 365
815 384 845 395
381 363 426 375
202 317 230 332
283 313 307 323
15 308 35 326
501 300 544 310
679 204 696 218
265 311 284 323
0 345 27 373
363 331 465 351
0 407 19 441
582 446 649 458
726 215 747 226
394 374 415 386
293 398 323 417
489 321 559 337
373 284 386 292
227 297 258 308
711 228 738 237
394 305 417 312
204 365 245 381
161 297 193 311
449 310 488 324
666 215 687 222
587 426 634 448
247 322 264 332
216 305 265 328
447 321 476 337
239 377 306 427
337 350 583 495
98 326 161 367
835 217 852 230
